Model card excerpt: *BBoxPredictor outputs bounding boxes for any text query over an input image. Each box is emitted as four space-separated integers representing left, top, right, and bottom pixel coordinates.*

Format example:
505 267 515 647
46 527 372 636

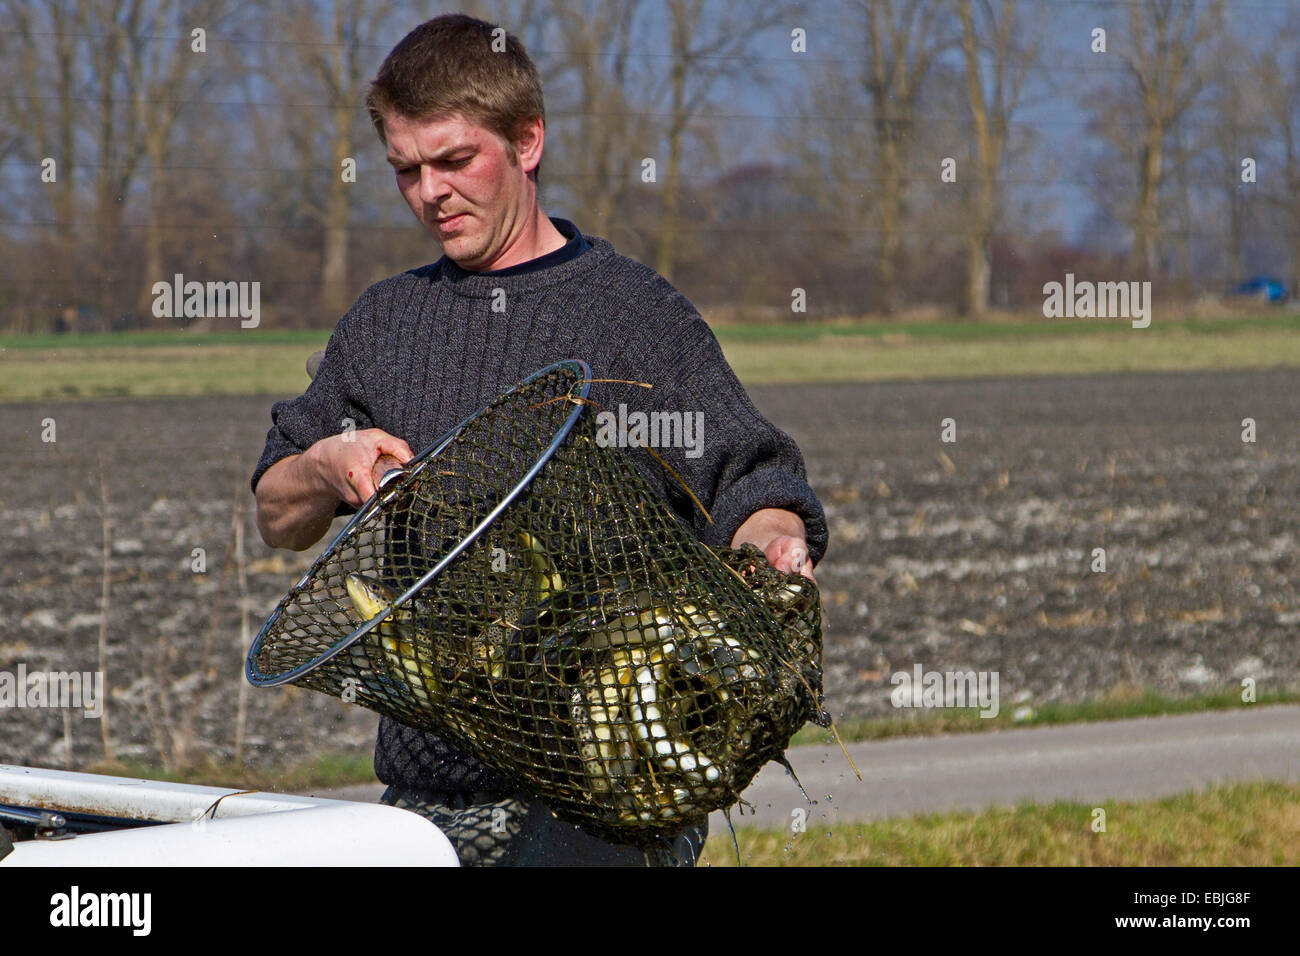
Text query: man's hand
730 507 816 582
309 428 414 508
254 428 413 551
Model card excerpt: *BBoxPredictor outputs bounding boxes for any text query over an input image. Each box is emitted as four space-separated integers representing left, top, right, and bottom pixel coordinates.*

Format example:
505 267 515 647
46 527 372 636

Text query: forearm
254 452 339 551
254 428 415 551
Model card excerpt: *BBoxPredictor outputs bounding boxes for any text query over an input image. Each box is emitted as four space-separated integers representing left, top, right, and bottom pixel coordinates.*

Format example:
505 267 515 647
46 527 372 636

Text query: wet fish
344 573 442 708
340 539 819 831
569 601 765 823
345 529 567 687
475 532 566 678
344 572 492 743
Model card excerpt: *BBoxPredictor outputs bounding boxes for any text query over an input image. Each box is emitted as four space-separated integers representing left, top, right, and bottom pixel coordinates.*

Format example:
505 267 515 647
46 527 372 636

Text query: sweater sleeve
632 305 829 566
249 298 377 515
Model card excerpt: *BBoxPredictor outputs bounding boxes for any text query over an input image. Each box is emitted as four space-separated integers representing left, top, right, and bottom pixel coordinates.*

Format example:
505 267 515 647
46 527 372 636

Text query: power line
0 91 1295 128
1 158 1291 191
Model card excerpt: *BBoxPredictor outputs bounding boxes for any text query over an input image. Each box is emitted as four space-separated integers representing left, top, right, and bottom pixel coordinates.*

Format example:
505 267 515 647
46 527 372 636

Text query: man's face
383 111 536 271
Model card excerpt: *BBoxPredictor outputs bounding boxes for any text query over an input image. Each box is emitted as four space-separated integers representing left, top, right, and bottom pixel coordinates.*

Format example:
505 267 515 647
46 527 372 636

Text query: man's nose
419 165 450 205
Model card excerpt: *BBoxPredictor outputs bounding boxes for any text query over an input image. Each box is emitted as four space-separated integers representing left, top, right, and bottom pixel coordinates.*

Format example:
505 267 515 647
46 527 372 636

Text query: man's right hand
254 429 414 551
309 428 415 508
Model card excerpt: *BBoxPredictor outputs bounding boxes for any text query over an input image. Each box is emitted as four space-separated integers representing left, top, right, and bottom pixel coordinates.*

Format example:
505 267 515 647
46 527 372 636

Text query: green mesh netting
247 360 827 845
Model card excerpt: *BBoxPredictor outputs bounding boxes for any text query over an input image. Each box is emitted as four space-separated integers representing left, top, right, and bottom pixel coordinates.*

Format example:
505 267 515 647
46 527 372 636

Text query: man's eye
396 166 416 176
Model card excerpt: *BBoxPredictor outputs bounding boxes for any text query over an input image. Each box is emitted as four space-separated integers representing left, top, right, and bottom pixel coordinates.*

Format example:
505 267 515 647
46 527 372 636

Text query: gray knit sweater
251 219 828 794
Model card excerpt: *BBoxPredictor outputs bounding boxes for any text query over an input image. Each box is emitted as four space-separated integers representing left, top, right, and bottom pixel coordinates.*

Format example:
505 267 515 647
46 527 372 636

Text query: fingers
321 429 413 507
763 536 800 571
764 536 816 582
369 433 413 490
787 543 809 575
376 434 414 464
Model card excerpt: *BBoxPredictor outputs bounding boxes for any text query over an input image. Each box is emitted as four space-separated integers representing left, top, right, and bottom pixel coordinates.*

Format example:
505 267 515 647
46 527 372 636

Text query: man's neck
469 205 566 273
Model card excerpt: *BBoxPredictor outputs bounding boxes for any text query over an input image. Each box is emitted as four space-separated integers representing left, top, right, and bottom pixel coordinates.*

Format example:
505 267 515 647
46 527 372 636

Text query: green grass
701 780 1300 866
89 750 377 794
1 313 1297 401
719 325 1300 384
710 310 1300 343
0 341 329 401
792 684 1300 747
0 329 330 350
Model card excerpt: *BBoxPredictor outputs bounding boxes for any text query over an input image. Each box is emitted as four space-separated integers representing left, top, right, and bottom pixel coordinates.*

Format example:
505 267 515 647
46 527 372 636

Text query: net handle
373 454 405 489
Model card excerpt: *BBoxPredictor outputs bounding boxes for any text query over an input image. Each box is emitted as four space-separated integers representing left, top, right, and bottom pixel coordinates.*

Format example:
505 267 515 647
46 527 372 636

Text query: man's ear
513 116 545 175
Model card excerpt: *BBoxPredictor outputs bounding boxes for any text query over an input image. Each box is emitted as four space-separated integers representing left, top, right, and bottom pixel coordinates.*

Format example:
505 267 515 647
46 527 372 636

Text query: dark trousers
380 786 707 867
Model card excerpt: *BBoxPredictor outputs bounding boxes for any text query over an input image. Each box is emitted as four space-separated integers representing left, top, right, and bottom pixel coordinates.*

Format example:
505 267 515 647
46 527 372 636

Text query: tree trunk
958 1 1003 318
655 59 687 281
322 113 352 317
1135 133 1163 277
876 127 903 315
963 228 991 317
142 131 167 325
1227 186 1243 283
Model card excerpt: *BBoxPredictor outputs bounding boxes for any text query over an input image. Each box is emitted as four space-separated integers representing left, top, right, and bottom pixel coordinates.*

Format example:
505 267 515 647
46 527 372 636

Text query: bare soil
1 369 1296 777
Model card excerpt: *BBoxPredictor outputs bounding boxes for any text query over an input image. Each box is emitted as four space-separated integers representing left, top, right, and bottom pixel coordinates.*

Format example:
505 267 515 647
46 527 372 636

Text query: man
251 13 827 866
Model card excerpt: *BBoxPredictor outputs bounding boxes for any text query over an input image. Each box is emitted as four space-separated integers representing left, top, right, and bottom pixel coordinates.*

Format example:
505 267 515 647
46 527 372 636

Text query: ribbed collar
428 218 613 298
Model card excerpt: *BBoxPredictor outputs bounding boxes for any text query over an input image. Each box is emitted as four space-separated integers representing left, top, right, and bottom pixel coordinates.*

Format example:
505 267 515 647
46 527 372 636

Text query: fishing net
247 360 828 845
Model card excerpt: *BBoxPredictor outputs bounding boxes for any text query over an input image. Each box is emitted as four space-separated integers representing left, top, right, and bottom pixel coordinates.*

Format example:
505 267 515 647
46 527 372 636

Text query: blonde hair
366 13 545 171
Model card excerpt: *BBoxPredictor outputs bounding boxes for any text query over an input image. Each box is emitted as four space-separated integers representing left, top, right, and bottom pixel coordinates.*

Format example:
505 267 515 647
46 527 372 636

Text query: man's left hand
730 508 816 583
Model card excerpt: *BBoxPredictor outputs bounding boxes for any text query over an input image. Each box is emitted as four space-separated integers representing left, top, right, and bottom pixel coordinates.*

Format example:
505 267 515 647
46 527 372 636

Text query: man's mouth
436 213 467 231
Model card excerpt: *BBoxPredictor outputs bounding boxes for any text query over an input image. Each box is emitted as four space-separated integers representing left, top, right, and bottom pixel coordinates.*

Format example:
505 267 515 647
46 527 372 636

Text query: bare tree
1259 14 1300 292
653 0 791 281
1113 0 1226 277
861 0 949 314
1191 28 1270 287
0 0 238 326
254 0 398 318
545 0 649 246
135 1 239 314
954 0 1038 317
790 0 952 315
0 0 81 230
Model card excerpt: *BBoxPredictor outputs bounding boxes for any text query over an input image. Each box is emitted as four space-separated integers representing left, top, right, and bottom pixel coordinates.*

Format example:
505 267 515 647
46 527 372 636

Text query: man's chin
430 236 484 268
446 244 496 272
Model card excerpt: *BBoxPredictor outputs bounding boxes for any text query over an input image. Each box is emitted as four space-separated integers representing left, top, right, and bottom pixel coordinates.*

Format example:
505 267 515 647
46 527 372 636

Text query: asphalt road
308 704 1300 832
